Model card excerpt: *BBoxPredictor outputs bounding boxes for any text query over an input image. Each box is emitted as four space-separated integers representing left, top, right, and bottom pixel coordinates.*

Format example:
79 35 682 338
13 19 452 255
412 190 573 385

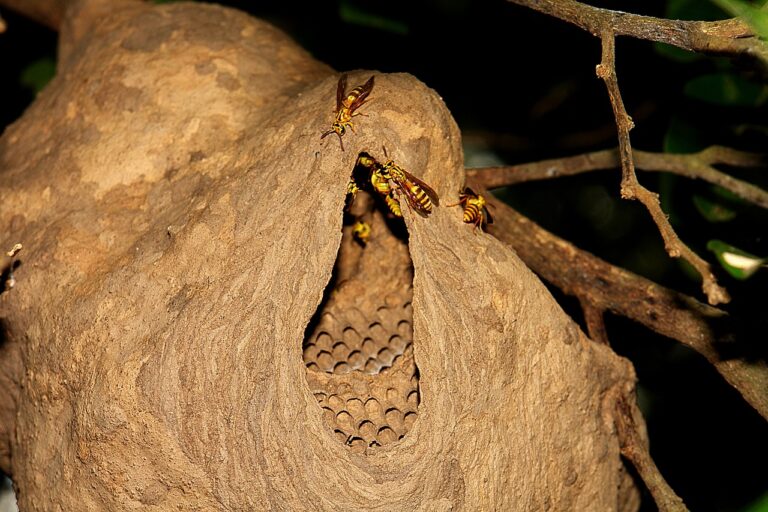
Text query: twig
468 181 768 421
0 0 71 30
580 298 609 345
506 0 738 305
507 0 768 67
466 146 768 209
615 394 689 512
598 32 729 305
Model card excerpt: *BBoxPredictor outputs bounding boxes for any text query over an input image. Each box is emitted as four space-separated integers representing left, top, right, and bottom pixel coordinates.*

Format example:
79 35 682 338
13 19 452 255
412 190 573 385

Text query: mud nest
303 192 419 454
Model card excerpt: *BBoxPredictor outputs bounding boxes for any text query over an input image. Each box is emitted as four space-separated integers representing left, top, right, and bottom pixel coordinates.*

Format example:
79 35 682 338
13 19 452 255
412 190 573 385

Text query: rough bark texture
0 1 642 509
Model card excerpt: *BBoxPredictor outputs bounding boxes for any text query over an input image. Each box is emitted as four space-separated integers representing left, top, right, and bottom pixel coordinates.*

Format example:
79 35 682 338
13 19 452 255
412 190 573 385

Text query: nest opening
302 158 421 454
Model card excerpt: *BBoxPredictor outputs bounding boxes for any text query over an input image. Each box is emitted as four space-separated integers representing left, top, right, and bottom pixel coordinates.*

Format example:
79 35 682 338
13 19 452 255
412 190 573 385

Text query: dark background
1 0 766 510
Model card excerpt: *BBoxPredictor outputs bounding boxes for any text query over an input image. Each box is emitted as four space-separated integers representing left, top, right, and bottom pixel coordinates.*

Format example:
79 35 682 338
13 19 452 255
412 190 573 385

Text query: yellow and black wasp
352 220 372 246
321 74 375 151
351 150 438 218
380 156 439 217
448 187 494 232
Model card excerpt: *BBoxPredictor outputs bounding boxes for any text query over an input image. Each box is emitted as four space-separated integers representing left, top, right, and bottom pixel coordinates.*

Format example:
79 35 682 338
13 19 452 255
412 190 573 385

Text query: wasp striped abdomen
449 187 493 233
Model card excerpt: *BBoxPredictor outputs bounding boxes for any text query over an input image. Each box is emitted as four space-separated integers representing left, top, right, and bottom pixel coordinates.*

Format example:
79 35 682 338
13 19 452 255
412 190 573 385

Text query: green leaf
739 491 768 512
654 42 702 62
664 117 707 153
684 73 768 106
19 57 56 93
693 184 748 222
669 0 730 20
707 239 767 279
713 0 768 39
339 2 408 35
692 194 738 221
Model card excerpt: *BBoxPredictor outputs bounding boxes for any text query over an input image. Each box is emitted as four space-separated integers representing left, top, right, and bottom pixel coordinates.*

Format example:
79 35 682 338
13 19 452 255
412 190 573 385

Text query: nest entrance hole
302 168 420 454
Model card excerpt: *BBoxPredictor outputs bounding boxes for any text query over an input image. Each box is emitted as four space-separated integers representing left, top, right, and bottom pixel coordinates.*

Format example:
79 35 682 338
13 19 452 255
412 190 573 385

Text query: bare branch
615 395 689 512
580 298 609 345
467 146 768 209
596 33 729 305
507 0 768 66
0 0 71 30
0 0 141 31
468 180 768 421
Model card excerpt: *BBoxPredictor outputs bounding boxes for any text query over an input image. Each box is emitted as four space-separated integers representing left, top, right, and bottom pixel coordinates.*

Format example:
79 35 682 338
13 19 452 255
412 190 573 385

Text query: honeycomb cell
315 332 333 350
377 427 397 445
342 327 361 346
368 322 387 342
361 338 377 357
347 350 364 369
334 429 348 443
346 398 365 419
358 420 376 439
336 411 354 431
385 407 403 427
332 341 349 360
364 398 382 419
389 335 406 353
364 359 380 374
333 362 352 375
403 412 417 430
316 351 334 372
327 395 344 410
348 437 366 454
378 348 395 367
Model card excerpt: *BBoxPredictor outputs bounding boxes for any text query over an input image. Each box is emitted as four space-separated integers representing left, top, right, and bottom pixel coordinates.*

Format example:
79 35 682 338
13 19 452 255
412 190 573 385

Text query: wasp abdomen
463 203 482 223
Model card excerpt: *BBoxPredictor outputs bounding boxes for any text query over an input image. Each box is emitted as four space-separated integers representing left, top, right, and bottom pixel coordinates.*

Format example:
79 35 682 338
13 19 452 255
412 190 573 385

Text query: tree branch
467 179 768 421
598 32 730 305
615 394 689 512
507 0 742 305
0 0 71 30
467 146 768 209
580 298 609 345
507 0 768 67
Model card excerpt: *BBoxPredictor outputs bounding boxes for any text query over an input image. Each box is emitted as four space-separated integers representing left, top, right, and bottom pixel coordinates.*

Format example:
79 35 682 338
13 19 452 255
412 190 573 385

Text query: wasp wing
347 76 375 114
400 170 440 206
483 206 494 225
392 179 431 218
335 74 348 112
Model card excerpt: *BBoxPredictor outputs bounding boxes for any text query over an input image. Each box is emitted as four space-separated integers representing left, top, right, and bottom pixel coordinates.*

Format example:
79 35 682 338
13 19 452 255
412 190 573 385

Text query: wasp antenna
320 130 333 140
337 132 345 152
382 146 388 159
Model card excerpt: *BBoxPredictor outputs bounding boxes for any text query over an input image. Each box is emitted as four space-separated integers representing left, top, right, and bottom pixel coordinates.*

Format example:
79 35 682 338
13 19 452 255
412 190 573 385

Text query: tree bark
0 1 642 509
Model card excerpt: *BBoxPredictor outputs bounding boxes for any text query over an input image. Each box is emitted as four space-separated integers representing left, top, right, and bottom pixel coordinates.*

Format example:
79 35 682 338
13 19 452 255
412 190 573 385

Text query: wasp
448 187 494 232
352 220 372 246
321 74 375 151
347 153 398 215
380 158 439 217
354 150 439 218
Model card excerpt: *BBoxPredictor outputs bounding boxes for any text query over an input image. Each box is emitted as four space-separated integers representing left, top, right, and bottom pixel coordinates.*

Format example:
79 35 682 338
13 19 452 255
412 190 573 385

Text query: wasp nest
303 192 419 453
